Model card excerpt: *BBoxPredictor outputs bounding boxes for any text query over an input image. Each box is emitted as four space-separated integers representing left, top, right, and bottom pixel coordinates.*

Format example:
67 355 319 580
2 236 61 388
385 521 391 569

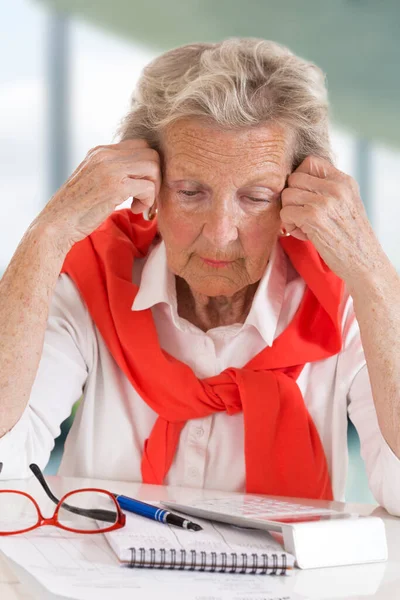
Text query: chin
191 278 243 298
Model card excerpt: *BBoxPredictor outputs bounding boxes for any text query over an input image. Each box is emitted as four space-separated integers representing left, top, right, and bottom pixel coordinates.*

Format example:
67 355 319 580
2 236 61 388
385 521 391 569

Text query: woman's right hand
35 139 161 252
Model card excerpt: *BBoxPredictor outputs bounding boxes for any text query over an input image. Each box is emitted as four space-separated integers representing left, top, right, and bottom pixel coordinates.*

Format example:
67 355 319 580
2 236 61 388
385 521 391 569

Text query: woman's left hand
280 155 385 284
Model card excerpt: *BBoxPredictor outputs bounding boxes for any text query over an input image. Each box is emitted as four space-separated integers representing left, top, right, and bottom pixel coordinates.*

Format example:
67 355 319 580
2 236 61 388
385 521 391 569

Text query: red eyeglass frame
0 487 126 536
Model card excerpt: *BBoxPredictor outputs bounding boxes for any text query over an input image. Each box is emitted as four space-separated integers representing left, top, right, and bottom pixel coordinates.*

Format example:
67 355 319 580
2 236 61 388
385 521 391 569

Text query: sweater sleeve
0 274 90 480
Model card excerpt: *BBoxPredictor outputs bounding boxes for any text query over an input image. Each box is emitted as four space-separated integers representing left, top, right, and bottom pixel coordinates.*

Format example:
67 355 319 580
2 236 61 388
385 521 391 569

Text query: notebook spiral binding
128 547 288 574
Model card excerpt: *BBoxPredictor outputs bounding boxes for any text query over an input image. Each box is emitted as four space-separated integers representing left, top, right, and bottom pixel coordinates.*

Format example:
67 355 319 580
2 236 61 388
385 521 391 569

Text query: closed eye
178 190 199 197
246 196 270 203
178 190 271 203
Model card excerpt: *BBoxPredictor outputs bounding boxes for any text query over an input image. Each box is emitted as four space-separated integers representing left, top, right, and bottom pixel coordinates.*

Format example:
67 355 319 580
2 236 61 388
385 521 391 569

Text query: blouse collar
131 238 287 346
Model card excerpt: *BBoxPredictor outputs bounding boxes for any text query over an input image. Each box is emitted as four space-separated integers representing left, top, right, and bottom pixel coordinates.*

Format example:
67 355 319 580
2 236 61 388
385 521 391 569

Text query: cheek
241 211 281 260
157 195 199 252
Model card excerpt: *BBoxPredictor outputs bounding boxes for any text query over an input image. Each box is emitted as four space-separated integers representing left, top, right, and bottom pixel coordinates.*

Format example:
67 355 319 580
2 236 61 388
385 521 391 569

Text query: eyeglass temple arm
29 463 117 523
30 463 59 503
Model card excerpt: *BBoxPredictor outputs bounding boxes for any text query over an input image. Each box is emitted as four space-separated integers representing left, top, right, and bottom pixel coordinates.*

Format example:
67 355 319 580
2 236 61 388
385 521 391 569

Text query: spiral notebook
105 511 295 574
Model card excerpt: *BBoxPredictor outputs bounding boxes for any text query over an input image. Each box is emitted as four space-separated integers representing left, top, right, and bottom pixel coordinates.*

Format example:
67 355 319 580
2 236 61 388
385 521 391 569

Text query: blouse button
188 467 199 479
194 427 204 438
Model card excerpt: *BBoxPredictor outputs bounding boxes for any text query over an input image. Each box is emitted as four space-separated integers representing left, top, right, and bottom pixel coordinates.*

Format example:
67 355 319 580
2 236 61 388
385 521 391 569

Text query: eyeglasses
0 462 126 535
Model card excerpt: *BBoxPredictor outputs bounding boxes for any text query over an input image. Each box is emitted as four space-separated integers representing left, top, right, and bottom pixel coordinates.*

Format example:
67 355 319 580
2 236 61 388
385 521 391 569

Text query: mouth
201 257 234 268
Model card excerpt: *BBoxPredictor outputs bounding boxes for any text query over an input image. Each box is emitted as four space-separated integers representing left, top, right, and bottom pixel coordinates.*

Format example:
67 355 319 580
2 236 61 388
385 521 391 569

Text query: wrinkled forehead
159 118 294 182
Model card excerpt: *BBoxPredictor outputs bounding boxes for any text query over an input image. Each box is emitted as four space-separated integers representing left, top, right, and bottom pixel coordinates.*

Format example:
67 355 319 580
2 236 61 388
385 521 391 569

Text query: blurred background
1 0 399 503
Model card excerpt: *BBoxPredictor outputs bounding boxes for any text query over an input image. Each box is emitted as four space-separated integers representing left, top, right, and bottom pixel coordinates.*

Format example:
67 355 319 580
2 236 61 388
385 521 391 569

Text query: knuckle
280 205 291 219
120 138 151 149
281 188 290 201
327 181 340 196
306 204 319 220
88 146 114 163
146 159 161 178
125 177 155 191
336 170 351 187
144 179 156 191
349 177 359 193
318 193 329 207
145 148 161 162
87 145 106 156
303 155 314 168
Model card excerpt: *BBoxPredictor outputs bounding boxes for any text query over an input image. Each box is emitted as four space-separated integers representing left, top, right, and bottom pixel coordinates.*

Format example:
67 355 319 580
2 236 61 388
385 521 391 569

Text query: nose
201 197 239 248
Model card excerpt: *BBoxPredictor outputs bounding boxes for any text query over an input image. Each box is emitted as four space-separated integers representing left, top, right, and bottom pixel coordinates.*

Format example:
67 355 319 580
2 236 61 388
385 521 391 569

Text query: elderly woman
1 38 400 515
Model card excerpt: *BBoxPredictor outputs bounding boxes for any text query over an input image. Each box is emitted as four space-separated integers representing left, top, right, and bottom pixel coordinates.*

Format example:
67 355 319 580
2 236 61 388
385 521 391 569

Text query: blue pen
112 493 203 531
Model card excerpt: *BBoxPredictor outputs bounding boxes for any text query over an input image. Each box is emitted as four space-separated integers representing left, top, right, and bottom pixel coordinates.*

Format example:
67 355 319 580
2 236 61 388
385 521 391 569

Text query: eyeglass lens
0 490 118 534
0 492 39 532
58 491 118 531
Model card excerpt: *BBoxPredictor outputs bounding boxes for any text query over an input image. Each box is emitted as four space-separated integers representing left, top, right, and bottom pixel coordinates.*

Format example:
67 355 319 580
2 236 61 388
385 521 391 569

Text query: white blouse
2 236 400 516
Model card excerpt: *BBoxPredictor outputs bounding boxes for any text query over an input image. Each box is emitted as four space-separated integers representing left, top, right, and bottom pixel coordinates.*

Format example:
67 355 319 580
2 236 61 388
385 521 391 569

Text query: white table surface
1 475 399 599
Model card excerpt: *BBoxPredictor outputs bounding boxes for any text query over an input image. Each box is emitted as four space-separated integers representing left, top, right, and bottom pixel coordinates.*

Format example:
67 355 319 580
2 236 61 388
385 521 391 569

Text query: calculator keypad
194 497 339 521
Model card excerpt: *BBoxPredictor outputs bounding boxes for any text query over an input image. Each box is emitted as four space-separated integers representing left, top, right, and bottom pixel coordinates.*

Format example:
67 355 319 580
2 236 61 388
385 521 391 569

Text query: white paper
0 527 306 600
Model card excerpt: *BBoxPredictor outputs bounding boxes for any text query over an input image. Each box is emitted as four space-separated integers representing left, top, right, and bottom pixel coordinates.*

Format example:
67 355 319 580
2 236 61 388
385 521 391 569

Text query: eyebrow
167 179 210 189
167 174 284 188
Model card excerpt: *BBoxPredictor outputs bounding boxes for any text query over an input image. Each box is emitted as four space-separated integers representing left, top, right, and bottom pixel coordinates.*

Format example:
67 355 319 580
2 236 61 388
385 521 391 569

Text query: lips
201 257 233 267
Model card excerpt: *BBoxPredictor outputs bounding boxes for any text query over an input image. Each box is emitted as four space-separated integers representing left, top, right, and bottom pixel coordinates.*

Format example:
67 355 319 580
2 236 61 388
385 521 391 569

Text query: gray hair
116 37 334 170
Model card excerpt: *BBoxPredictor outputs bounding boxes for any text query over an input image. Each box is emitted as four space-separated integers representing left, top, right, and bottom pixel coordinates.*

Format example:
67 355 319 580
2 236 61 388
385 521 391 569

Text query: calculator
161 494 356 532
161 495 388 569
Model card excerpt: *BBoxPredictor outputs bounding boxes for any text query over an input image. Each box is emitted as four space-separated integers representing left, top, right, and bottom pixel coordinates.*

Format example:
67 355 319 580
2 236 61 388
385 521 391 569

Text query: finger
118 148 161 165
116 138 151 149
280 204 315 233
122 179 156 213
281 222 298 235
281 187 320 207
294 155 332 178
287 172 339 197
131 199 152 215
86 139 151 160
287 228 309 241
108 139 151 153
123 160 162 197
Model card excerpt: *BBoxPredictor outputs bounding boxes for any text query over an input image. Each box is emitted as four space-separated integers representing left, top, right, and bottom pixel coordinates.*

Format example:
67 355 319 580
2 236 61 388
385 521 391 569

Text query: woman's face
156 118 293 298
